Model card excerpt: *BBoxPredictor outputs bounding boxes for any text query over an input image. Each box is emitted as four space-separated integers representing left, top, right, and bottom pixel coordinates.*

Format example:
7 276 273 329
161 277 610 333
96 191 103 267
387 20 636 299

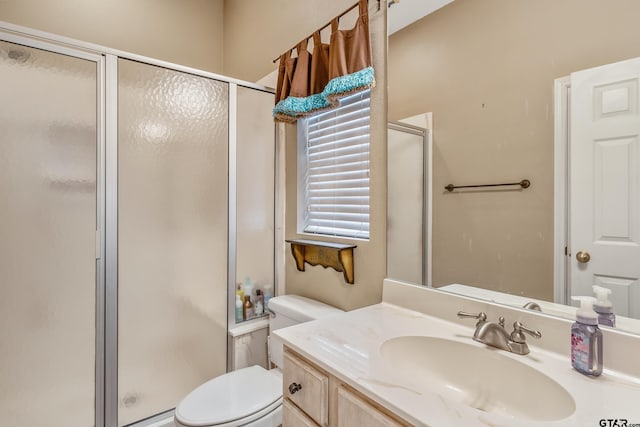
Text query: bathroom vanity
282 349 411 426
274 280 640 426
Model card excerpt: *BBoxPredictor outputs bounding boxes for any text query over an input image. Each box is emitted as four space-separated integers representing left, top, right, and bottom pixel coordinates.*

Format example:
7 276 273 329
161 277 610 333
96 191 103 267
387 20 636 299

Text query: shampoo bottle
235 295 243 322
571 296 603 377
592 285 616 327
255 289 264 316
243 295 254 320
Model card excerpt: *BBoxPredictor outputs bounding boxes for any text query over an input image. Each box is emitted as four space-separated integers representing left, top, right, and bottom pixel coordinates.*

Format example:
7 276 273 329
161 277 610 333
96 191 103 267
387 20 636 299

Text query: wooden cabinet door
337 387 404 427
283 351 329 426
284 399 321 427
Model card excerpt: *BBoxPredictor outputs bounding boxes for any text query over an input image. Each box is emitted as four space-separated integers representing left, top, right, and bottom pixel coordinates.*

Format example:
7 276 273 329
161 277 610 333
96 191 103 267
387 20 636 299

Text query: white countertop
274 302 640 427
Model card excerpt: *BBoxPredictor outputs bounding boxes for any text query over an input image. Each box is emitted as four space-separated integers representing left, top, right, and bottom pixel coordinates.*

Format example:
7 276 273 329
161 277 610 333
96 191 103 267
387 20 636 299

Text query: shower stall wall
0 24 275 427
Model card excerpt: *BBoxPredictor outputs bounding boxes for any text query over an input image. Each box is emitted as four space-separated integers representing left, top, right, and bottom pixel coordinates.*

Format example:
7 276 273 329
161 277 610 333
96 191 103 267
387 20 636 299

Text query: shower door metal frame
225 84 278 341
104 54 118 427
0 29 107 427
1 20 275 427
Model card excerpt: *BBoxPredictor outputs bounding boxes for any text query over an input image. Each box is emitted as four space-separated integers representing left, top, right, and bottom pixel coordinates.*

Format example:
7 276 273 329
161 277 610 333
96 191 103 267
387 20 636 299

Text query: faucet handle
457 311 487 326
510 321 542 343
523 301 542 311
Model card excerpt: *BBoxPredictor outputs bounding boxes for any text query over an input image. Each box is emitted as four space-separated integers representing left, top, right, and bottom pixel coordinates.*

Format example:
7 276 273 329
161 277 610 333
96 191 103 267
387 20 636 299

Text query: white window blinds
298 90 370 239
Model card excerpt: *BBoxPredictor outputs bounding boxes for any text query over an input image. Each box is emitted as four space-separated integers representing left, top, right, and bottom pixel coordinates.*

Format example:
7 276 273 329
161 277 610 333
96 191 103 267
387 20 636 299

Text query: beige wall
223 0 356 82
388 0 640 300
284 2 387 311
0 0 224 73
0 1 367 89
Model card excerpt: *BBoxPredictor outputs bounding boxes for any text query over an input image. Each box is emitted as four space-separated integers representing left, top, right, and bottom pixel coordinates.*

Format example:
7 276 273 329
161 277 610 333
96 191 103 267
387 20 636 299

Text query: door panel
117 59 229 426
570 57 640 317
0 40 97 427
235 86 275 320
387 126 425 285
594 137 637 243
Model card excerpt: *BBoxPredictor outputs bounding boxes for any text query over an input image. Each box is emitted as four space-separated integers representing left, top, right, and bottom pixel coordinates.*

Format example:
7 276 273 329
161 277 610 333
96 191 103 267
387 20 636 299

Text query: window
297 90 370 239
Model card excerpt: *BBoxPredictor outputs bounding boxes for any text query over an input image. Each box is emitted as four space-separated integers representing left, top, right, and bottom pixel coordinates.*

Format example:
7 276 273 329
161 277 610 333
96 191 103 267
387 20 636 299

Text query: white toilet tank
267 295 343 368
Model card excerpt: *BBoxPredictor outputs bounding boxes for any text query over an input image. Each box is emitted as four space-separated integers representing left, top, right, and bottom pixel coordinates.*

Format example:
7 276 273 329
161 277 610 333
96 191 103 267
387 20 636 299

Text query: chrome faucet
458 311 542 355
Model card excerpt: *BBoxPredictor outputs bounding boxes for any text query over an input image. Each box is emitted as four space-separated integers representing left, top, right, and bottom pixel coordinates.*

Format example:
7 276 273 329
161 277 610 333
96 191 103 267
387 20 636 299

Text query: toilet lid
175 366 282 427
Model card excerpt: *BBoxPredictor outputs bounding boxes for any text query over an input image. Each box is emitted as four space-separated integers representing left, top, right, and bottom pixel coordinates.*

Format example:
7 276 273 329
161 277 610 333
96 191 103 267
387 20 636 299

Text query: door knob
576 251 591 263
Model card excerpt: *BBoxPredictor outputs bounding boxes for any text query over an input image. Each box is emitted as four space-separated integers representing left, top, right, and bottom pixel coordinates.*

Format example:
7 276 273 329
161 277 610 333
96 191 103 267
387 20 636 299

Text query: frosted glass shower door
117 59 229 426
387 124 426 285
235 86 275 324
0 41 98 426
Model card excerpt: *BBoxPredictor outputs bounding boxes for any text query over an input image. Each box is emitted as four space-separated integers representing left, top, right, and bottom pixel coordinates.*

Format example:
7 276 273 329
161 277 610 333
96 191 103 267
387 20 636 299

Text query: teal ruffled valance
273 0 374 123
273 67 375 121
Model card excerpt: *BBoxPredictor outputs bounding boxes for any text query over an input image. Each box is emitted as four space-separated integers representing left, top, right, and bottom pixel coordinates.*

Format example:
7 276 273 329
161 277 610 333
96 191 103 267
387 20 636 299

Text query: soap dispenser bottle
593 285 616 327
571 296 603 377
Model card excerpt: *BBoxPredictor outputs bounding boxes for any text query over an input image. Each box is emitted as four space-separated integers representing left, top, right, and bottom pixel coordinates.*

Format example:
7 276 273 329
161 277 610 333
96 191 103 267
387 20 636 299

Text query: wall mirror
386 0 640 334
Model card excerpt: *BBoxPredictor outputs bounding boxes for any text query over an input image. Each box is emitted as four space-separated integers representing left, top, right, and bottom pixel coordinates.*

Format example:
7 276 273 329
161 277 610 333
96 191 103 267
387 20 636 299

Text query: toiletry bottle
243 295 254 320
263 284 273 310
235 295 243 322
243 276 253 303
257 288 265 307
236 283 244 303
570 296 603 377
255 290 264 316
593 285 615 327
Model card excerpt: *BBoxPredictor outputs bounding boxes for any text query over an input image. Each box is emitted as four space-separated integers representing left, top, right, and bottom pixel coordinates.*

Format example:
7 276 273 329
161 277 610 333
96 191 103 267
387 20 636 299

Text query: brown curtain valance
273 0 375 123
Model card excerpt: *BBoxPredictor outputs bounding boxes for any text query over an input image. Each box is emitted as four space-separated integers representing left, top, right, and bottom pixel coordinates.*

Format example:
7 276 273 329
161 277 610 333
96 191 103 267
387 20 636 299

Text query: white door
570 57 640 318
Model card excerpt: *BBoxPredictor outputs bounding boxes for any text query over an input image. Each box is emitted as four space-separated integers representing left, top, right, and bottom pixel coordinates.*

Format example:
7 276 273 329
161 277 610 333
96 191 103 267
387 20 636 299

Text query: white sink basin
380 336 576 422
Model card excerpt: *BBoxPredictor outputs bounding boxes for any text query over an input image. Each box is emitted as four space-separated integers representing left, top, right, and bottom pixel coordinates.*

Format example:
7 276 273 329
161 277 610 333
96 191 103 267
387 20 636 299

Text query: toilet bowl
174 295 343 427
174 366 282 427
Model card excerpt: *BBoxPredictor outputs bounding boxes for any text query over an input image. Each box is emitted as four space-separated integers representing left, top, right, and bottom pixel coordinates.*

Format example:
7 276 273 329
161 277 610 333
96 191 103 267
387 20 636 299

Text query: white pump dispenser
570 296 602 376
572 296 598 325
592 285 615 327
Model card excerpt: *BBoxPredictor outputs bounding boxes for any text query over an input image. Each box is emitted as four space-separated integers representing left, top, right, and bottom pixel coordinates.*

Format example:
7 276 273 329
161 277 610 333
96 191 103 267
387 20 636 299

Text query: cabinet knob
288 382 302 394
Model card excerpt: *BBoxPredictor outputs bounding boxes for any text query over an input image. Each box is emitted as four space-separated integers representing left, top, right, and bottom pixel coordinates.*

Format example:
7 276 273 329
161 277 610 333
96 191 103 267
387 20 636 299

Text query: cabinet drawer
337 387 404 427
284 399 321 427
283 351 329 426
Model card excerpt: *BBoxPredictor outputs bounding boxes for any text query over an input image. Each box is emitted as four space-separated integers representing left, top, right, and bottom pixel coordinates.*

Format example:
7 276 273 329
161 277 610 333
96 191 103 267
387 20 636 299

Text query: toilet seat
175 366 282 427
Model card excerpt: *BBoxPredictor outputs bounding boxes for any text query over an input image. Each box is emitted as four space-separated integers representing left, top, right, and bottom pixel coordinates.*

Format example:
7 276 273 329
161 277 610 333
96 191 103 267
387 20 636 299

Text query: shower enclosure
0 24 274 427
387 122 429 285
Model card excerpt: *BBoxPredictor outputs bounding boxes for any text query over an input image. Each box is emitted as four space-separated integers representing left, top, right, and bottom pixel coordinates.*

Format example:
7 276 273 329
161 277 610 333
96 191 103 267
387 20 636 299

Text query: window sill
297 231 370 243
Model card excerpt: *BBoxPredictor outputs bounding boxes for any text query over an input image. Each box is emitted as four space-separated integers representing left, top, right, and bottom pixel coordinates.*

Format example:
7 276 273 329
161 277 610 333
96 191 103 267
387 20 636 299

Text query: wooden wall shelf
285 239 356 284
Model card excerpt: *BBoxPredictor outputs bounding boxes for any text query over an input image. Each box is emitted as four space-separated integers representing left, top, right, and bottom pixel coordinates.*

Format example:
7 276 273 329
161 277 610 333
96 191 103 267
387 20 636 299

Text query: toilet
174 295 343 427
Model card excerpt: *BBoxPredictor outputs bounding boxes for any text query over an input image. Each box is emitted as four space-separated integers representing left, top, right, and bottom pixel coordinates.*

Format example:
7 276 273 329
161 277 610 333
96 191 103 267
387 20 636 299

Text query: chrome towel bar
445 179 530 192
